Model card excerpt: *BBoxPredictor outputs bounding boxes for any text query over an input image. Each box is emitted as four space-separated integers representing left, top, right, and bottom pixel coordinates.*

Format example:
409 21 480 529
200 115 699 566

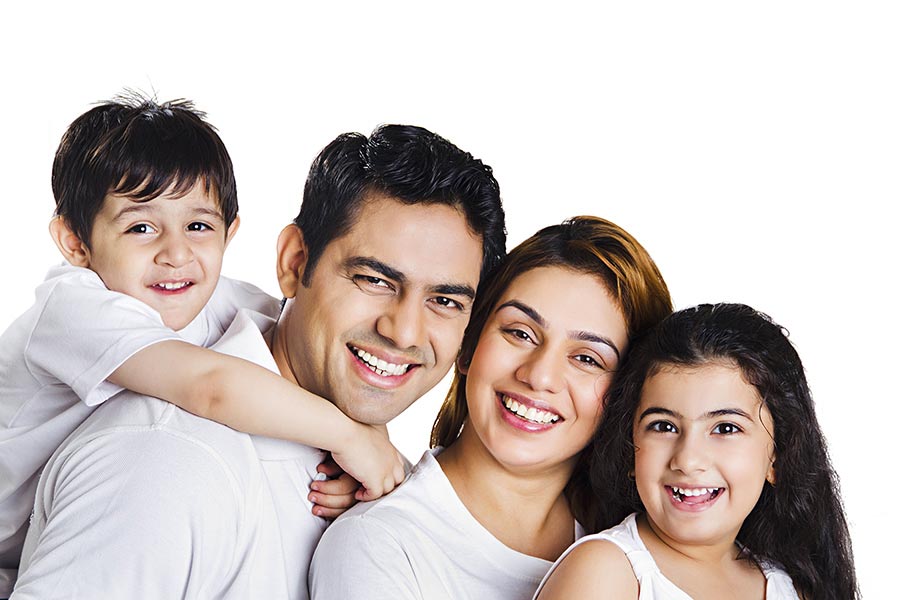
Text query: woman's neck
436 428 577 561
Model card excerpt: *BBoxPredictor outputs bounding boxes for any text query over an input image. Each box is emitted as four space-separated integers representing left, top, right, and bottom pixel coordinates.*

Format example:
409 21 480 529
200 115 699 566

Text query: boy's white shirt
0 263 279 597
12 308 328 600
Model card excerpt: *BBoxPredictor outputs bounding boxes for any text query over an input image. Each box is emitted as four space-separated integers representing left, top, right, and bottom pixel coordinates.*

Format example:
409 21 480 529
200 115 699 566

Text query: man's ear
276 224 309 299
49 216 91 267
224 214 241 248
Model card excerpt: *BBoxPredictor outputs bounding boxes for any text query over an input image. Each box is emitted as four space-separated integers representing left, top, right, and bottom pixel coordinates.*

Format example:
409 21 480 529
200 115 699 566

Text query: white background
1 2 894 596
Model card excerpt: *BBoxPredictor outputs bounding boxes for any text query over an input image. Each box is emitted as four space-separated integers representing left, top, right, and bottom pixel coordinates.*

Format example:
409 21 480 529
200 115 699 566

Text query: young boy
0 94 404 596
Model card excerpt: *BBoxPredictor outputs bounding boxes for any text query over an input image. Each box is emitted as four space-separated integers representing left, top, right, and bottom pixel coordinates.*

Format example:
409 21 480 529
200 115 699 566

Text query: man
11 125 506 599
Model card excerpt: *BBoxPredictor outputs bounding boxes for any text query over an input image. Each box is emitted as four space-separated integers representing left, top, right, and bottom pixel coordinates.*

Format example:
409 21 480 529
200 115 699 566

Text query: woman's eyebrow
496 300 619 356
497 300 545 327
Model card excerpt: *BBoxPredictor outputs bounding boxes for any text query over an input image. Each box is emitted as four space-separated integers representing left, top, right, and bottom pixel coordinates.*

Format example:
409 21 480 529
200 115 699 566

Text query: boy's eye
712 422 742 435
187 222 213 232
126 223 156 234
648 420 677 434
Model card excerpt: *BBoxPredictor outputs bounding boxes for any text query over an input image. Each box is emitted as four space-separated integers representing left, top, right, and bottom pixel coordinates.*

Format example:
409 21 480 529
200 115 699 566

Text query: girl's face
633 362 776 548
461 266 628 475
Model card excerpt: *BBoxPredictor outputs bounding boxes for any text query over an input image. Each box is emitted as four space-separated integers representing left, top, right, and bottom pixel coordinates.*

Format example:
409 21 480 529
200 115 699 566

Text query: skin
50 182 238 331
50 182 406 512
272 193 484 426
438 266 628 561
539 363 778 599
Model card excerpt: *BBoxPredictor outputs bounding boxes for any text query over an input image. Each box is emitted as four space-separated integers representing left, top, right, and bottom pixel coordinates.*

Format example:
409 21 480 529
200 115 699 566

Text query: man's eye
432 296 462 311
126 223 156 234
354 275 391 290
648 421 677 433
712 422 742 435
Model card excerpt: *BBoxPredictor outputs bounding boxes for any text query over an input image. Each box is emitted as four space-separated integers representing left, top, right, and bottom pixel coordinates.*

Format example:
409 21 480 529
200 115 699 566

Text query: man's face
273 194 484 425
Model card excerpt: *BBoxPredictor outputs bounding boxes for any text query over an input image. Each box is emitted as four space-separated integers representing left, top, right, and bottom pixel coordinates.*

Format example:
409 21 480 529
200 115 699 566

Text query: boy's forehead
100 183 224 219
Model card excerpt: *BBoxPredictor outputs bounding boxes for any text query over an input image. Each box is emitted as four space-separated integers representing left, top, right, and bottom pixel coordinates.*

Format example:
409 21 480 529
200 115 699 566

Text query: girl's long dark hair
588 303 857 600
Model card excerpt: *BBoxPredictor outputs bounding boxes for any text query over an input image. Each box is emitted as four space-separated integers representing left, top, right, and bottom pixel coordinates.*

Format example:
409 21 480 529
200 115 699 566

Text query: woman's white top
534 513 800 599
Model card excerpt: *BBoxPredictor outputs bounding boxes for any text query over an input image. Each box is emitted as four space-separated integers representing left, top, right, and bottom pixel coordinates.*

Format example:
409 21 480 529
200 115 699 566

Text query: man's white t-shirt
12 309 327 600
0 264 279 597
310 449 584 600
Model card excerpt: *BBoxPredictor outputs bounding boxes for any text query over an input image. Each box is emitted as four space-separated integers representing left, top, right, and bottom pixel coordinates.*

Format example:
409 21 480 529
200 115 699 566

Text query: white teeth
672 486 721 497
158 281 189 290
502 395 560 424
352 347 410 377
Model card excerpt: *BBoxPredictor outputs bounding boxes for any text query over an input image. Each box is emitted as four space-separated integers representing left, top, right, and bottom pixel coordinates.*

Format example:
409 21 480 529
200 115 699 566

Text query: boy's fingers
310 473 359 496
309 489 356 509
316 455 343 478
312 504 351 520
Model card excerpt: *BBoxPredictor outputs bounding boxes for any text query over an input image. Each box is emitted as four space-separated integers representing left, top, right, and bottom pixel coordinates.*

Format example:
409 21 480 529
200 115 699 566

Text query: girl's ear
49 216 91 267
456 354 470 375
766 457 777 486
276 224 309 299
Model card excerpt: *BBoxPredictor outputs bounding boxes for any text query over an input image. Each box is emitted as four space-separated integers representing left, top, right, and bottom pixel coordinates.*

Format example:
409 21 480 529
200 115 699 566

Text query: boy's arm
109 340 405 500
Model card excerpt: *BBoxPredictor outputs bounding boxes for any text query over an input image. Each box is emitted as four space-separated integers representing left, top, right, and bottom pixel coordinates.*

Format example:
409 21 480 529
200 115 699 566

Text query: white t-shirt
310 448 584 600
12 309 327 600
0 264 279 597
533 513 800 600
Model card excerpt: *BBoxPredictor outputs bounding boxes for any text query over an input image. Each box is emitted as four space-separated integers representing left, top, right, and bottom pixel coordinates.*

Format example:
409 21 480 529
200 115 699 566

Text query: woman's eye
503 328 533 343
126 223 155 234
187 222 212 232
648 421 677 433
573 354 602 368
712 422 742 435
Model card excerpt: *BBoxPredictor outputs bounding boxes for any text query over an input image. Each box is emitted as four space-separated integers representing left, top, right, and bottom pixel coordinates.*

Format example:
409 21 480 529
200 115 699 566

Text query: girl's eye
187 222 212 232
712 422 742 435
126 223 156 234
648 421 677 434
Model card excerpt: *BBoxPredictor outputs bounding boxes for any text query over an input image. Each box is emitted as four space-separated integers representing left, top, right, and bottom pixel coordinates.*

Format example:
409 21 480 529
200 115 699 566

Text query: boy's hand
330 424 406 503
309 456 361 519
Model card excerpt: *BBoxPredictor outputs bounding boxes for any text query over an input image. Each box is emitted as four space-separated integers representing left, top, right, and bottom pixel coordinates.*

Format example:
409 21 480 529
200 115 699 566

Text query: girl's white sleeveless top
534 513 800 600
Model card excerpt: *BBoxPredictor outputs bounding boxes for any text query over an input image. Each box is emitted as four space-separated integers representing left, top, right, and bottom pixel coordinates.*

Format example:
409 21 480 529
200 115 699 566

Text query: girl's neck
436 429 576 561
636 513 767 599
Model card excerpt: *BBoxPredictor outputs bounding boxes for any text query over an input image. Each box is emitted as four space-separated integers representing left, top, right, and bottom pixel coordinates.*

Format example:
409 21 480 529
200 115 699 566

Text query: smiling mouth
668 486 724 504
350 345 413 377
501 394 560 424
152 281 193 291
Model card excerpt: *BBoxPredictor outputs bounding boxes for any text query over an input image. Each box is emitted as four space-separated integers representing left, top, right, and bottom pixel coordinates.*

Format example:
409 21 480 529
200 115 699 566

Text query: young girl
536 303 857 600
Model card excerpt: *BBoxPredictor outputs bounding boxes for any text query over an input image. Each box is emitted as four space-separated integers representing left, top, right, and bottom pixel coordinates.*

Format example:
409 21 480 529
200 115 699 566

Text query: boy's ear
49 216 91 267
276 224 309 299
224 215 241 248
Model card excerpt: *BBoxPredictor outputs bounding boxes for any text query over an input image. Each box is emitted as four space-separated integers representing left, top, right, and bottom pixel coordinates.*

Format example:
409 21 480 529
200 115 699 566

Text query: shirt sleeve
12 428 243 599
201 276 281 337
24 270 181 407
309 514 422 600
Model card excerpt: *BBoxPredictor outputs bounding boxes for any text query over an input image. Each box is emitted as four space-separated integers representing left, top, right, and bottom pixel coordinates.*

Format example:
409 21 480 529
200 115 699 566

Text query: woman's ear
49 216 91 267
276 224 309 299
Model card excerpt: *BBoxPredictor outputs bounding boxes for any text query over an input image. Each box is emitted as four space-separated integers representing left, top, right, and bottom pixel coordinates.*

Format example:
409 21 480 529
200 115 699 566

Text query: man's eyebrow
344 257 406 283
429 284 476 300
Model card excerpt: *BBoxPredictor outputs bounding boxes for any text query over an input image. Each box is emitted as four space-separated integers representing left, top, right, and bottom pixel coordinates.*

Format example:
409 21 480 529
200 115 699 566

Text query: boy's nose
156 234 194 268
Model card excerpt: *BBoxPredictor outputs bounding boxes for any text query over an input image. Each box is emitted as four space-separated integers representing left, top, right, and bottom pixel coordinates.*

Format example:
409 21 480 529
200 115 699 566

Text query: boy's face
81 183 237 330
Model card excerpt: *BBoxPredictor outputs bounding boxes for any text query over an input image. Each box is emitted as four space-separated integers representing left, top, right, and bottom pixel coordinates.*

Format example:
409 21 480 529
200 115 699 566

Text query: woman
309 216 672 599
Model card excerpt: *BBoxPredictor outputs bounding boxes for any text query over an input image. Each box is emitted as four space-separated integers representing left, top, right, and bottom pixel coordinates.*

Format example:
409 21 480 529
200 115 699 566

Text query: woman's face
461 266 629 474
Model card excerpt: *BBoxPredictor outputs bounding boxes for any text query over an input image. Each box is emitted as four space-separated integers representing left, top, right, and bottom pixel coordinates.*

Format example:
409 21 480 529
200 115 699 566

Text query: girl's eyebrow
638 406 754 421
496 300 620 357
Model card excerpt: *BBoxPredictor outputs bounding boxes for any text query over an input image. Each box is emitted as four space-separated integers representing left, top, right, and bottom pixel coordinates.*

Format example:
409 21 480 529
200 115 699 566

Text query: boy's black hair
588 303 858 600
294 124 506 286
52 92 237 246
